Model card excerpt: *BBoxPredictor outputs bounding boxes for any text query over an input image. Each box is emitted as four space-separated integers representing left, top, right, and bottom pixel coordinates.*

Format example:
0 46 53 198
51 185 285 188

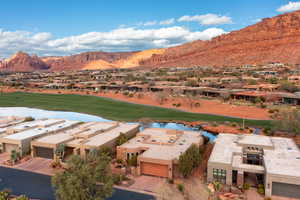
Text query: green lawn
0 92 272 128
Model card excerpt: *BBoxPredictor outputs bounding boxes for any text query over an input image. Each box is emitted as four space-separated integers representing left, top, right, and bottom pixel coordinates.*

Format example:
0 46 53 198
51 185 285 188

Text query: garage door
35 147 54 159
272 182 300 198
140 162 169 178
4 143 19 153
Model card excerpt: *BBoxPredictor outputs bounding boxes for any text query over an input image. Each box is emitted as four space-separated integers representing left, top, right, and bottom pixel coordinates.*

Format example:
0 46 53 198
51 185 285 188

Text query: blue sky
0 0 299 57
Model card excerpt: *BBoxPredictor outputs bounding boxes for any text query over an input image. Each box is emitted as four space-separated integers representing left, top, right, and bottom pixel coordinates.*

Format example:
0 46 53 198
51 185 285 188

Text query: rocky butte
2 10 300 72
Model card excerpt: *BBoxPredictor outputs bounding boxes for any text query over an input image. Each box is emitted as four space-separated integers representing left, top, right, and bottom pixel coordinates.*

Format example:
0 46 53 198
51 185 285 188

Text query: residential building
117 128 203 179
207 134 300 198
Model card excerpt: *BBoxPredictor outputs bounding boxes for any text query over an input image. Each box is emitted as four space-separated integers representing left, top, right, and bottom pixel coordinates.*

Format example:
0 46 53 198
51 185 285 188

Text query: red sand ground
1 87 271 120
202 125 252 134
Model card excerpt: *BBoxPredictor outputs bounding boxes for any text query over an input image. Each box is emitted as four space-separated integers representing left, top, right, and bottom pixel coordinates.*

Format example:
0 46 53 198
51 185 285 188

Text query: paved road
0 167 154 200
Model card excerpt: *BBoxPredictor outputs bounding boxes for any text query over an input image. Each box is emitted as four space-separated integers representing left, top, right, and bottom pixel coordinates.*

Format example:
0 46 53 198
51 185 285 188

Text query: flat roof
4 120 80 141
208 134 242 165
33 122 118 145
238 135 273 148
119 128 202 161
83 123 139 147
7 119 64 131
0 116 24 128
209 134 300 178
264 137 300 177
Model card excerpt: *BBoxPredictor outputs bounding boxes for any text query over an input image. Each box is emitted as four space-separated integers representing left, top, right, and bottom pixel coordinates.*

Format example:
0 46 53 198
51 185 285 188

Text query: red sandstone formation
2 11 300 71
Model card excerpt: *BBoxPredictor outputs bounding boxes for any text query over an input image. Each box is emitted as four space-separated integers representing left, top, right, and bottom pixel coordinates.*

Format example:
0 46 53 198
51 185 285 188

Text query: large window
213 168 226 183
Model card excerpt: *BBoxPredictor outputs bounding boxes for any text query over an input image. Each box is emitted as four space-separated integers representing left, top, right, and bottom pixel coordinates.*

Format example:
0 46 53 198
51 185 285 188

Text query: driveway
0 167 154 200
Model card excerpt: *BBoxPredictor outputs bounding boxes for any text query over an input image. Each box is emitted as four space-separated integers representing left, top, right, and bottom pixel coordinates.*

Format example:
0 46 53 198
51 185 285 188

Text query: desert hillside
2 10 300 72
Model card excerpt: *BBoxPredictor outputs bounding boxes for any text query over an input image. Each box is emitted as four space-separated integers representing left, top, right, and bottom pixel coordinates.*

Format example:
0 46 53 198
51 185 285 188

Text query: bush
260 104 267 109
177 184 184 193
231 122 238 127
128 93 134 98
194 102 201 107
167 179 174 184
203 136 210 145
24 116 34 122
16 195 30 200
115 133 129 146
116 159 123 164
112 174 125 185
123 91 129 96
173 103 181 107
127 155 138 167
243 183 250 190
0 190 10 200
258 184 265 195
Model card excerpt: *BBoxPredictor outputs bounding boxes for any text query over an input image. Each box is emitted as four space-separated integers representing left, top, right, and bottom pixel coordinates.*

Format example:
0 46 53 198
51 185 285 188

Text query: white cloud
0 26 227 57
159 18 175 25
277 1 300 12
143 21 157 26
178 14 232 25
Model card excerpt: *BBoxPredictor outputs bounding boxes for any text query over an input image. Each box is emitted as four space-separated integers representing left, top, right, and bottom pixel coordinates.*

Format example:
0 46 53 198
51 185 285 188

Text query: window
213 168 226 183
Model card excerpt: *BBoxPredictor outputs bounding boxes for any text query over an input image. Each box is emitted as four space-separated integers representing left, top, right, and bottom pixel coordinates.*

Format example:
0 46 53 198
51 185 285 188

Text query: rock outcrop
0 51 49 72
141 10 300 67
2 10 300 71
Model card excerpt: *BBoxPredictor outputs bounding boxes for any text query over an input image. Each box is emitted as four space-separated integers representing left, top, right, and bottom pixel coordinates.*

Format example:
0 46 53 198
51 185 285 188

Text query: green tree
178 144 202 178
52 151 113 200
0 190 10 200
279 81 299 93
273 109 300 135
115 133 128 146
55 144 66 160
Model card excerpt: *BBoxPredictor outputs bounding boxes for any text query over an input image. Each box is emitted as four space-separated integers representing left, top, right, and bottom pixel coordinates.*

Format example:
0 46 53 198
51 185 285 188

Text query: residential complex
2 63 300 106
0 117 139 160
31 121 139 160
207 134 300 198
117 128 203 179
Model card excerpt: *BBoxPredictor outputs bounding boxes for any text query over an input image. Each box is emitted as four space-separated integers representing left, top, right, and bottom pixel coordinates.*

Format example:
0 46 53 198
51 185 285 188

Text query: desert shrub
173 103 181 107
260 104 267 108
231 122 238 127
16 195 29 200
128 93 134 98
112 174 125 185
212 122 218 127
123 91 129 96
0 190 10 200
167 179 174 184
243 183 250 190
194 102 201 107
24 117 34 122
203 135 210 145
257 184 265 195
127 155 138 167
177 184 184 193
116 159 123 164
115 133 129 146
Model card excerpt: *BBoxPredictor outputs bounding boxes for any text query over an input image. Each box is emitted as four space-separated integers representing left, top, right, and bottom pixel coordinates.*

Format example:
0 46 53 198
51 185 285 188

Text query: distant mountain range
2 10 300 72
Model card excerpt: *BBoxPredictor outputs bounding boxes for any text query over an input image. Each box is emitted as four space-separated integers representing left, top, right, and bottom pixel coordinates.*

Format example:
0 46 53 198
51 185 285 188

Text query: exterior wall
265 173 300 197
207 162 233 185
